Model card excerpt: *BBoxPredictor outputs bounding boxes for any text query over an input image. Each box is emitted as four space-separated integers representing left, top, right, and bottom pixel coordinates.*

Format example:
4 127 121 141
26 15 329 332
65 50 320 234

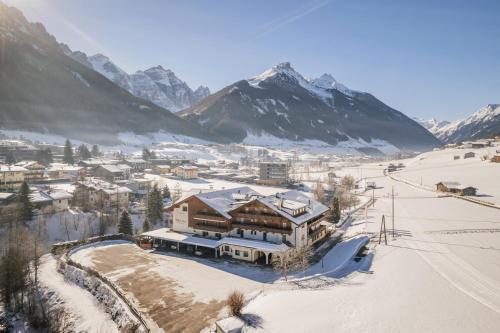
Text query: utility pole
372 188 375 207
392 186 395 238
379 214 387 245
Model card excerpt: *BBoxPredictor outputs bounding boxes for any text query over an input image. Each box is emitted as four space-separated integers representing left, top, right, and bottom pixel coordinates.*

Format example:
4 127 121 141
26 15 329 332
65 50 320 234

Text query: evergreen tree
147 184 163 224
17 182 33 222
63 139 74 165
118 210 133 235
150 150 157 160
162 184 171 199
91 144 100 157
35 148 54 165
142 217 151 233
78 144 91 160
5 150 16 164
142 148 151 161
331 196 341 224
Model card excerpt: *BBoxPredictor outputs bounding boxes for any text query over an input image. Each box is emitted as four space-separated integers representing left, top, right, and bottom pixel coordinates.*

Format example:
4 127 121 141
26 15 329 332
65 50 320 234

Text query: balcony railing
232 220 292 235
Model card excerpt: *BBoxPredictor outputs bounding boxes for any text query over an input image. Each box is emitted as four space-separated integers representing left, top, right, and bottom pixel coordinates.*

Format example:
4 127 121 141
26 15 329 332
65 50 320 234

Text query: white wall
172 203 192 233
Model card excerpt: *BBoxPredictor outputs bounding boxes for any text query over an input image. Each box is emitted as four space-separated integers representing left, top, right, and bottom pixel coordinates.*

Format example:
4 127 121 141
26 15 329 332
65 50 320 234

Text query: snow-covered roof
48 190 72 200
175 165 199 170
0 192 16 200
0 165 27 172
99 164 131 173
141 228 288 251
30 191 53 203
194 187 261 219
142 228 188 242
219 237 289 252
48 164 82 171
257 191 329 225
216 316 245 332
437 181 461 188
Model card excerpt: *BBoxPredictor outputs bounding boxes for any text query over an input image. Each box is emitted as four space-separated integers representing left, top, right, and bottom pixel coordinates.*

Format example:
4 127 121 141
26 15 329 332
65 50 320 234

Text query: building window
243 251 249 257
224 246 230 252
282 235 286 243
202 231 208 237
235 250 240 256
215 233 221 239
182 206 187 212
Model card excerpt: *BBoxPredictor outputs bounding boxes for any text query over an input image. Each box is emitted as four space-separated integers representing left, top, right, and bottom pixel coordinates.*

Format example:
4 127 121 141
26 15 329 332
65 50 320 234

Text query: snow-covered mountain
180 62 439 152
0 2 205 143
61 45 210 112
413 117 450 136
434 104 500 143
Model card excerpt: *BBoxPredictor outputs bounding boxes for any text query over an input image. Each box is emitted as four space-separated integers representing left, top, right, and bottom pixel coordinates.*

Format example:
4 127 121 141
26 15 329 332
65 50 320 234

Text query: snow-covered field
242 158 500 332
393 145 500 205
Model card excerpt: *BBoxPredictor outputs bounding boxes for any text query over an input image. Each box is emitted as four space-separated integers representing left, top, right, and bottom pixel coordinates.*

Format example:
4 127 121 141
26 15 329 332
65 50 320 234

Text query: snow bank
58 258 147 332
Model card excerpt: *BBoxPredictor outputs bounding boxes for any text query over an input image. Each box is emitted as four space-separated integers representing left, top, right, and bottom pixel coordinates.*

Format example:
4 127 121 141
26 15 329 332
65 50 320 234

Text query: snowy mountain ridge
412 117 450 135
61 45 210 112
180 62 439 152
248 62 354 103
434 104 500 143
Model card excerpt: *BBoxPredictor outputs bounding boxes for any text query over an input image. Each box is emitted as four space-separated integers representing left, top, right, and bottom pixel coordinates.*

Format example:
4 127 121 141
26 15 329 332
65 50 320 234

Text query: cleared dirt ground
70 243 267 332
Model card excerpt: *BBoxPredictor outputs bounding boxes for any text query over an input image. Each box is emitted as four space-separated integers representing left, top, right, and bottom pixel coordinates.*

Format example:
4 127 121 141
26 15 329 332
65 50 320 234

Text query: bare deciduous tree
226 291 245 317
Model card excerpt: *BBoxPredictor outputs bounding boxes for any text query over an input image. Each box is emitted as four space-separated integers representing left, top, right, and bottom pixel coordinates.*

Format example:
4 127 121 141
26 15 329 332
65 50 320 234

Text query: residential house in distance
0 165 27 191
47 164 84 181
464 152 475 159
30 189 72 212
93 164 132 182
78 158 119 168
173 165 199 179
15 161 46 182
490 155 500 163
73 178 131 211
257 162 289 185
122 158 149 172
145 187 330 264
0 192 16 206
153 165 171 175
436 182 477 196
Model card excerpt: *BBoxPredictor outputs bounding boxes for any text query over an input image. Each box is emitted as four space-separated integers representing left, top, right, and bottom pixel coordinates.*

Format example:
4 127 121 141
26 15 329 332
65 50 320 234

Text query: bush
226 291 245 317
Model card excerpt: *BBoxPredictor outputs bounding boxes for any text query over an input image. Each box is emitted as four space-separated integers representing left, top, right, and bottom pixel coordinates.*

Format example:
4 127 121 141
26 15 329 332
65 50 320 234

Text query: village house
153 164 171 175
491 155 500 163
0 165 27 191
463 152 475 159
15 161 46 182
257 162 289 185
47 164 84 181
436 182 477 196
0 192 16 206
173 165 199 179
78 158 120 168
143 187 330 264
30 189 72 212
122 158 149 172
73 178 131 211
93 164 132 182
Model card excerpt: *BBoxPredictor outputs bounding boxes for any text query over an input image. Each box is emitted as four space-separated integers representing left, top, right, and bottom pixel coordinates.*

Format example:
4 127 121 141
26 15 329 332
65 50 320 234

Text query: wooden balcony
232 220 292 235
308 224 327 240
231 212 284 223
193 213 228 222
193 221 230 232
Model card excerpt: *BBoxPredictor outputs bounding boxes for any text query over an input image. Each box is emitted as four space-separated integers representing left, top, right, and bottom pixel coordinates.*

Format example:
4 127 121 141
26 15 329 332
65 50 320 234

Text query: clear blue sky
5 0 500 120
